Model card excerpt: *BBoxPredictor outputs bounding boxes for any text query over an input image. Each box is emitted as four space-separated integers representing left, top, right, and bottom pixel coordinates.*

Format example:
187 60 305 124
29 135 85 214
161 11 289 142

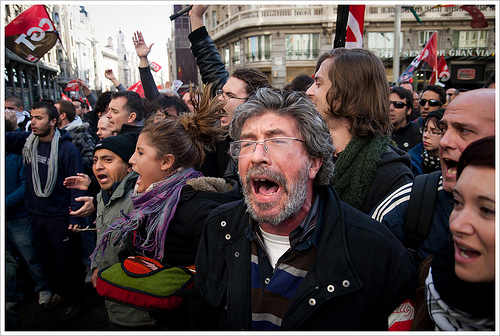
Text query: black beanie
425 108 445 123
94 133 137 163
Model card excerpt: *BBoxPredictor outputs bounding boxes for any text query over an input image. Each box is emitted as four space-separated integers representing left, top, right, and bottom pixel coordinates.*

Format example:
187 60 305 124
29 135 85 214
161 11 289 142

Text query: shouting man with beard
194 88 416 331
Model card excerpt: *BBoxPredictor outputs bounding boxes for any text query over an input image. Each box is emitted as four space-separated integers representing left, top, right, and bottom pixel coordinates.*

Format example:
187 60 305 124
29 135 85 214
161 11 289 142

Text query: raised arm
133 31 160 101
188 5 228 96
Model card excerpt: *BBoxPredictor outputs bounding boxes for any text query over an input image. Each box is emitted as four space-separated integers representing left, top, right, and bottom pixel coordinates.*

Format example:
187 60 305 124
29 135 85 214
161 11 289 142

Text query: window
233 41 241 64
247 36 271 62
285 34 319 60
419 31 435 46
367 32 403 58
458 30 487 48
212 11 216 27
224 48 230 66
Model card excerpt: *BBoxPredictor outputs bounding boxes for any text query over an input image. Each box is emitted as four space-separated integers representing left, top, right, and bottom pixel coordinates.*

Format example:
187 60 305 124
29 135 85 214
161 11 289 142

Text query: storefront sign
457 68 476 80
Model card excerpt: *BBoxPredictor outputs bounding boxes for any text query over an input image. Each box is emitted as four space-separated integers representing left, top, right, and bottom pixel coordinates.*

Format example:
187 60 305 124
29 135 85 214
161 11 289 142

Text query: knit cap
94 133 137 163
425 108 445 122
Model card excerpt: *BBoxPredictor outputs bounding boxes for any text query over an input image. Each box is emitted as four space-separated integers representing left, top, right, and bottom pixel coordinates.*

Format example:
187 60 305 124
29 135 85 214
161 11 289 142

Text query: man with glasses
188 5 271 179
371 89 495 264
390 87 422 152
194 88 416 330
415 85 446 125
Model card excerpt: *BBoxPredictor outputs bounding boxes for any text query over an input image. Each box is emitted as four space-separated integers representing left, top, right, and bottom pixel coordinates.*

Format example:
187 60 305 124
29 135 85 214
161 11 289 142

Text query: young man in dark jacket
194 88 416 331
6 101 87 321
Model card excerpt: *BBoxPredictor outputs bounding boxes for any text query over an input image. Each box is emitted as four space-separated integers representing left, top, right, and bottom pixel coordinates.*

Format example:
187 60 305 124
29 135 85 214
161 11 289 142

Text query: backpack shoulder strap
404 171 441 257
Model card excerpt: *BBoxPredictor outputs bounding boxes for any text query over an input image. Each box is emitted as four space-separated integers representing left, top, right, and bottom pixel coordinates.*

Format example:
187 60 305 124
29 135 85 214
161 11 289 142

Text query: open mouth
252 178 280 196
443 158 458 177
455 242 481 260
96 173 108 184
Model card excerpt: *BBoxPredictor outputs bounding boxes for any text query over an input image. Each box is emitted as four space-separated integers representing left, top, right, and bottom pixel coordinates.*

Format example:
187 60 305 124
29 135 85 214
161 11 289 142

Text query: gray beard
243 165 309 226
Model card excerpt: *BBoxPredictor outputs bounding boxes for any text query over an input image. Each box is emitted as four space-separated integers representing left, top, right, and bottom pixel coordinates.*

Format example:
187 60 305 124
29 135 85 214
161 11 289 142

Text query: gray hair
229 88 334 186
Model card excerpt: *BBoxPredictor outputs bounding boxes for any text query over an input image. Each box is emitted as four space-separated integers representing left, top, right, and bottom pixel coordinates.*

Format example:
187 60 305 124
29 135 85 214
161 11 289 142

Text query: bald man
371 89 495 264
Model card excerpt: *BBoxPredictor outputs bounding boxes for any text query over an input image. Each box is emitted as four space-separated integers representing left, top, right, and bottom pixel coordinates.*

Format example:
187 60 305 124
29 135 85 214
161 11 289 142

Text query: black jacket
189 26 228 96
392 122 422 152
194 185 417 330
362 144 413 214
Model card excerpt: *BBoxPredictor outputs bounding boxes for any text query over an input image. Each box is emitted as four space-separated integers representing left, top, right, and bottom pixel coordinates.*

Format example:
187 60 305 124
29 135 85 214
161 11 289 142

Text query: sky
84 2 175 71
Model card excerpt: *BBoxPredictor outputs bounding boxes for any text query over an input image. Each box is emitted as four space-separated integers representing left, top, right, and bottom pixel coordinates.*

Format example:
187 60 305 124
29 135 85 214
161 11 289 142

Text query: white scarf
425 267 495 331
22 129 61 198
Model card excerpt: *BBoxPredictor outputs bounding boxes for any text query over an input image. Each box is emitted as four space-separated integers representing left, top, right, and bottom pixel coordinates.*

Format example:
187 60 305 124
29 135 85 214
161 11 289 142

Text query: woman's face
129 133 173 193
449 165 495 283
422 119 442 155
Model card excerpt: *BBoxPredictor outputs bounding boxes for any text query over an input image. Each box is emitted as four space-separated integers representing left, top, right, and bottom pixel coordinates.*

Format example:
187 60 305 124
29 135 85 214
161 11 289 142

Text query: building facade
204 4 495 90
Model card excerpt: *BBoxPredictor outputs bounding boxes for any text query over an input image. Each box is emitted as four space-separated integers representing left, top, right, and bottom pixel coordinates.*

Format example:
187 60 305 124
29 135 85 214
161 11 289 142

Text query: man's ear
59 112 66 121
128 112 137 124
440 102 447 109
161 154 175 172
51 117 58 128
308 157 323 180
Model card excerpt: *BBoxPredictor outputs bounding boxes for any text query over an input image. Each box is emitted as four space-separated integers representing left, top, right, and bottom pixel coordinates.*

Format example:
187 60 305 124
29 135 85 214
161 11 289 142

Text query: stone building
201 4 495 90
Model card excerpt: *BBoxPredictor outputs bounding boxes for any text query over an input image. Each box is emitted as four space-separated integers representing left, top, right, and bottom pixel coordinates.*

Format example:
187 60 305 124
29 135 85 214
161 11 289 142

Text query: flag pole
36 62 42 99
435 32 438 83
393 5 401 84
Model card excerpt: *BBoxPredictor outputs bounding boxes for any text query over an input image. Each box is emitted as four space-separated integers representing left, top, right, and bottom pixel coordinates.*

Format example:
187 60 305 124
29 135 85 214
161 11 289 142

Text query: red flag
428 56 451 85
420 32 438 71
64 79 79 91
460 5 488 29
61 93 71 101
4 5 59 63
128 81 145 98
398 32 438 83
345 5 365 49
150 62 162 72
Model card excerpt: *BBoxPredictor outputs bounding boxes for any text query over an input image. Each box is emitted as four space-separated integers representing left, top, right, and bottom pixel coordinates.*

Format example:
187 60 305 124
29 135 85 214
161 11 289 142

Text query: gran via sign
378 48 493 58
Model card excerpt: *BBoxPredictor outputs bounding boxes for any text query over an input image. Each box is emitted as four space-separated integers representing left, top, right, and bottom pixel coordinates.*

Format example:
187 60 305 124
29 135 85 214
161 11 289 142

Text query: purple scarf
92 166 202 261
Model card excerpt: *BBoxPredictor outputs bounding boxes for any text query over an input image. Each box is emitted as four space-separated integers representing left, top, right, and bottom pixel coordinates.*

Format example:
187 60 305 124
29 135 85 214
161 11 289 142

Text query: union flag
5 5 59 63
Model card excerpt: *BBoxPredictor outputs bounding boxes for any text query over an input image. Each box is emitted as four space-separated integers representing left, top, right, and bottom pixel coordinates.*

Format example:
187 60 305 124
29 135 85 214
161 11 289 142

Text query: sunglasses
390 101 407 109
419 99 442 107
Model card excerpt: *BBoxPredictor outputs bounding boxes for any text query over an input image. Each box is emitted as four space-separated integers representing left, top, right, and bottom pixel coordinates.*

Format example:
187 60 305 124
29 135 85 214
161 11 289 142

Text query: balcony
211 6 334 41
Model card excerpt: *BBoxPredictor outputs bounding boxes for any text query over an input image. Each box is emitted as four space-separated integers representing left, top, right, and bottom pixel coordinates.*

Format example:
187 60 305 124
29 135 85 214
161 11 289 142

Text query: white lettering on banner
14 18 55 51
384 49 491 58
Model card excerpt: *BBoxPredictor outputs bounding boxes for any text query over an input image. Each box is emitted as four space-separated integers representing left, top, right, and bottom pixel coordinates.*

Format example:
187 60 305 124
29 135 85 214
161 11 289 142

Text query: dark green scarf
331 134 391 211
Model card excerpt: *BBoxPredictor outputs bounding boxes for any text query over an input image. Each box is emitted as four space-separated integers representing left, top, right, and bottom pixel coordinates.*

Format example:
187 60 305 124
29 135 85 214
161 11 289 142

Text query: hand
69 196 96 217
64 173 91 190
5 110 18 131
76 78 89 90
189 5 210 31
190 5 209 20
104 69 116 81
133 31 154 59
68 224 81 232
91 268 99 288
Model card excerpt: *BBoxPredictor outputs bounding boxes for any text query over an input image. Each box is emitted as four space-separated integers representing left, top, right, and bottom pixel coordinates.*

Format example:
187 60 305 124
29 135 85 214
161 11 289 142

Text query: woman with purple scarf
92 84 241 330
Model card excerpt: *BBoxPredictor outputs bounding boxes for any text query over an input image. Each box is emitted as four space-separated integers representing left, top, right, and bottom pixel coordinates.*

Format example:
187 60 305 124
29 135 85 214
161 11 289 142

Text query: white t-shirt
260 227 290 269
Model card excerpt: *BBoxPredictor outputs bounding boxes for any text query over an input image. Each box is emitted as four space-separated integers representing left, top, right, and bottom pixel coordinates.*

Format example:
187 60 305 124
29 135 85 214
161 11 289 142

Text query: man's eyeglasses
419 127 442 136
229 137 306 158
419 99 442 107
389 101 407 109
216 89 247 101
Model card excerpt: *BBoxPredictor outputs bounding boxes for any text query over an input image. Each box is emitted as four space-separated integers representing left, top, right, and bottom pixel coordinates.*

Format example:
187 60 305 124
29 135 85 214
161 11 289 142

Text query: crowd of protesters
4 4 496 332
